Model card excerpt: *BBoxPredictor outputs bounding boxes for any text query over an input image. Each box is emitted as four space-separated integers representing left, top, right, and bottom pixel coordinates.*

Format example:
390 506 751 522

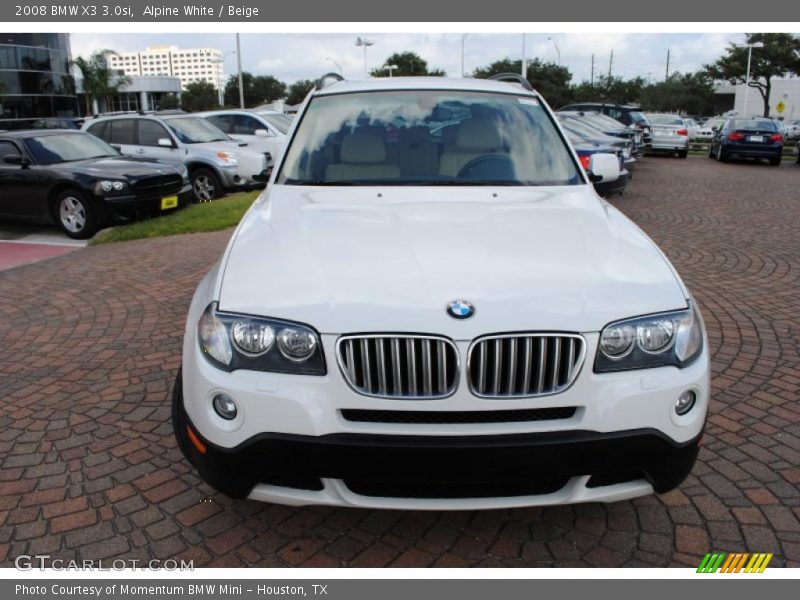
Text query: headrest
455 118 503 150
399 126 431 144
340 133 386 164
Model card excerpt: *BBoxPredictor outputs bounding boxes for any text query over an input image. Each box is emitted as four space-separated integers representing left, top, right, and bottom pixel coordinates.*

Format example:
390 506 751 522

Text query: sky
70 32 745 85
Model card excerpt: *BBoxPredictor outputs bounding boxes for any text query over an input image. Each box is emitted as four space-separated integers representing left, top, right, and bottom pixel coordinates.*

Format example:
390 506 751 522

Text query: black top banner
2 0 800 22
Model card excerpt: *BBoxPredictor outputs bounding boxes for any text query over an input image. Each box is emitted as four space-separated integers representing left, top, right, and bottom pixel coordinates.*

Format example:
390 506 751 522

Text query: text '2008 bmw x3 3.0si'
173 73 709 510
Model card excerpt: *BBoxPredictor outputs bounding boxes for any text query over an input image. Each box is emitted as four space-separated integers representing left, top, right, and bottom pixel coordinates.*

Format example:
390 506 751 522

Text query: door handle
135 149 146 154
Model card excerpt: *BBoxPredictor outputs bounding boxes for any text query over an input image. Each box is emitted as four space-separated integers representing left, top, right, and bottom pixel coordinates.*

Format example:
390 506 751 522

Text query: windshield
24 133 118 165
586 114 628 129
277 90 581 186
257 112 292 134
729 119 777 132
628 111 648 125
647 114 685 126
559 117 620 143
164 117 229 144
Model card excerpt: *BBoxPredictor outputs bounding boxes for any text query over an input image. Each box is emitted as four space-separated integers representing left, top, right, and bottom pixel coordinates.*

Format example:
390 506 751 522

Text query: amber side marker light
187 425 207 455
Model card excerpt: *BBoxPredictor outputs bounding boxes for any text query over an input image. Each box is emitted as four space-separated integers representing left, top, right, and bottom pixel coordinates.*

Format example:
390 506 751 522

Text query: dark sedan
0 130 192 239
567 133 629 197
709 118 784 166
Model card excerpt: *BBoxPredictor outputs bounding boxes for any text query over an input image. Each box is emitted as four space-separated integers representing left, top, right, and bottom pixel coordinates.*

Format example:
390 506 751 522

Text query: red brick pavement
0 157 798 567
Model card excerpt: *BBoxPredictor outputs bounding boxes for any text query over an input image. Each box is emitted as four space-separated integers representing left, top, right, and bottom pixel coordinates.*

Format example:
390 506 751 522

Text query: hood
218 185 687 337
66 157 181 178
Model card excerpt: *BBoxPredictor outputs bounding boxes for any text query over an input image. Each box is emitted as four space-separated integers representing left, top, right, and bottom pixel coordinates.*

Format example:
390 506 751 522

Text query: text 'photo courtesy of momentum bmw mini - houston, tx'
172 73 710 510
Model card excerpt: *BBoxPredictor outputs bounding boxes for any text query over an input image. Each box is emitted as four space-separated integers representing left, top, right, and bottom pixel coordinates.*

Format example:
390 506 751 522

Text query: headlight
215 151 239 166
93 180 128 195
197 303 325 375
595 302 704 372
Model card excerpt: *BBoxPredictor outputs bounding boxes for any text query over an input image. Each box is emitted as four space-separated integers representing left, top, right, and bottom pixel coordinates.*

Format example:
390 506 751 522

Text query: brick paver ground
1 156 799 568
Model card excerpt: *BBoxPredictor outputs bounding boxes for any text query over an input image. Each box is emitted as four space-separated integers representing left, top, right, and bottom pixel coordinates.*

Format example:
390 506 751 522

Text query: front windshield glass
24 133 118 165
258 112 292 134
277 90 581 186
164 117 229 144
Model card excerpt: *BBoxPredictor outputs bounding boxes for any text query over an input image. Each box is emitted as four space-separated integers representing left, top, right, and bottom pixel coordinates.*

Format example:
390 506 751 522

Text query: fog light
212 393 237 420
675 390 696 416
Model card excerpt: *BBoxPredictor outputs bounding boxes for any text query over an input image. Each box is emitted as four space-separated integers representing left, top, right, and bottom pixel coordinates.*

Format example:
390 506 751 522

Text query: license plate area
160 195 178 210
748 135 764 143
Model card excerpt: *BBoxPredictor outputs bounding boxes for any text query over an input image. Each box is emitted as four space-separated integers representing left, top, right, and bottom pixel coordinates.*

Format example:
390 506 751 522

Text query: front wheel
54 189 97 239
715 145 728 162
768 157 781 166
678 150 688 159
191 168 223 202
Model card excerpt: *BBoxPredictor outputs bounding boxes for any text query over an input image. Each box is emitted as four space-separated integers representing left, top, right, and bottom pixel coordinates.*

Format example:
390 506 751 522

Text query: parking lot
0 155 798 568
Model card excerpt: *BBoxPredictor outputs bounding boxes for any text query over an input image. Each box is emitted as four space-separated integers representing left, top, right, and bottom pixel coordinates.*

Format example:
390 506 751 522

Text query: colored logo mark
697 552 773 573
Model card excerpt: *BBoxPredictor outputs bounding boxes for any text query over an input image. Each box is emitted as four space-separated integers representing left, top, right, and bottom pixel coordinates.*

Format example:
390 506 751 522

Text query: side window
0 140 21 159
207 115 232 134
138 120 171 147
232 115 262 135
108 119 136 145
86 121 108 140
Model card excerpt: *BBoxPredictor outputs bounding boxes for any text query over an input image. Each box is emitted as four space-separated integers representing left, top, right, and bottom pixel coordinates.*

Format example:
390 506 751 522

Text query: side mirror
157 137 173 148
3 154 30 168
587 153 619 183
254 128 271 137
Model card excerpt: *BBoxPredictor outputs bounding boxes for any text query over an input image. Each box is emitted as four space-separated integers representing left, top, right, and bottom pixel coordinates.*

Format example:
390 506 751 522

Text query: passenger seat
325 132 400 182
439 118 506 177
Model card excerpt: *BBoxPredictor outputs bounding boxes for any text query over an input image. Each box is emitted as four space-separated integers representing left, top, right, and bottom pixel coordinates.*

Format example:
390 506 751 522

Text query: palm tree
71 50 131 115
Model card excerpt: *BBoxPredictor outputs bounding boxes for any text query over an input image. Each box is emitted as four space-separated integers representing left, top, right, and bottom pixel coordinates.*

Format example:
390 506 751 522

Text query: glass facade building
0 33 79 119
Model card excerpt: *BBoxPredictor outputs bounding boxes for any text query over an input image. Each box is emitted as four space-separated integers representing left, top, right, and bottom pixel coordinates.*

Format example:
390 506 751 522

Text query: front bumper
99 183 192 222
180 330 709 508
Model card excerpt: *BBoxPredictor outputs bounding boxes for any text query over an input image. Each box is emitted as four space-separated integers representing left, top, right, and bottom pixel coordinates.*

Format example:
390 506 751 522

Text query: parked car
783 120 800 140
695 118 726 140
0 117 84 131
173 75 708 509
570 136 629 196
682 118 700 140
644 113 690 158
198 109 290 163
559 111 644 156
559 102 652 149
83 114 270 201
559 117 636 174
0 130 191 239
709 118 784 165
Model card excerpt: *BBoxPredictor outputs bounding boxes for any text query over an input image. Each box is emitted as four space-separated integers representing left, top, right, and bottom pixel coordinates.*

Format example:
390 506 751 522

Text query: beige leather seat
439 118 506 177
325 132 400 182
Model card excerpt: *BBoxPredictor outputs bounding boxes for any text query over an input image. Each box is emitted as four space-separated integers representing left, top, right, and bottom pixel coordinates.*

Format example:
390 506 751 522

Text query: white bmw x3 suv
174 74 709 510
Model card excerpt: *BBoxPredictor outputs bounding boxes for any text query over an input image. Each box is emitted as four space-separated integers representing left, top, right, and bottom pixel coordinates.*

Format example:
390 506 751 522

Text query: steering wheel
456 154 515 180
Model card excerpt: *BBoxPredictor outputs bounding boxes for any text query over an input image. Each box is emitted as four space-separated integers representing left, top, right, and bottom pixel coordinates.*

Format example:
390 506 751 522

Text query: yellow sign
776 101 785 114
160 196 179 210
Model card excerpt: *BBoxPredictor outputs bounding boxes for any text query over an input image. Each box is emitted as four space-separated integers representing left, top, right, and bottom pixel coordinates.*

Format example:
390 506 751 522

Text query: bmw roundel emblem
447 299 475 320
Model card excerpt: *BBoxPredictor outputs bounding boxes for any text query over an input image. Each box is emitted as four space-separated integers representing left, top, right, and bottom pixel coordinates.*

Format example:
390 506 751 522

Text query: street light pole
211 51 236 107
521 33 526 78
236 33 244 109
355 37 375 78
743 41 764 117
384 64 398 78
547 36 561 66
461 33 468 77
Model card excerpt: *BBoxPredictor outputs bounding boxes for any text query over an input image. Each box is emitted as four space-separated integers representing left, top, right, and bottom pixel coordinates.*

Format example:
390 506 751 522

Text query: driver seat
438 118 506 177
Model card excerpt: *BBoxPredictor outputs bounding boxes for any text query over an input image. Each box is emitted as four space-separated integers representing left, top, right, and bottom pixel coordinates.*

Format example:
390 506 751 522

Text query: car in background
560 102 651 148
0 130 191 239
644 113 689 158
709 118 784 165
559 116 636 175
559 111 645 156
568 135 629 196
199 109 290 164
682 118 700 139
783 120 800 140
0 117 84 131
83 114 270 201
695 118 726 141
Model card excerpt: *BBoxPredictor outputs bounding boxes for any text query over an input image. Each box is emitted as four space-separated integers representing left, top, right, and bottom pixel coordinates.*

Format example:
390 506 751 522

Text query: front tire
191 168 223 202
678 150 688 158
54 189 97 239
768 157 781 166
715 145 728 162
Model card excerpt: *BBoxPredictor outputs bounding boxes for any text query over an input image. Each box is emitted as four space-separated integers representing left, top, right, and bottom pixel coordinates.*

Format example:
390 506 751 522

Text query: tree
472 58 573 108
638 72 716 115
158 94 181 110
286 79 315 106
180 81 218 112
570 75 646 106
70 50 130 115
223 72 287 108
369 51 445 77
705 33 800 117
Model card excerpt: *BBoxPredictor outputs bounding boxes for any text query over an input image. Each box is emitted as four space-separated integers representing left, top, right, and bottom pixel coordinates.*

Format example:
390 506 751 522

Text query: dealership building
0 33 79 119
107 45 226 92
715 78 800 120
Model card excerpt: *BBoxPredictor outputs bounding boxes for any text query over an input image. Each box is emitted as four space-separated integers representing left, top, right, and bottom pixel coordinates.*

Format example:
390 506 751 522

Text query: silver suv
83 114 269 201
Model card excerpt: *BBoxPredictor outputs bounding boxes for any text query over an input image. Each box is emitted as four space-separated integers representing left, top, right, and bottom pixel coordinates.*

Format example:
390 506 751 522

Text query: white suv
174 75 709 510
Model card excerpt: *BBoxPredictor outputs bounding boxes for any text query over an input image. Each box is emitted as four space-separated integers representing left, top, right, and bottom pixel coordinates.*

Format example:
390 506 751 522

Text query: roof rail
315 72 345 91
487 72 533 92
